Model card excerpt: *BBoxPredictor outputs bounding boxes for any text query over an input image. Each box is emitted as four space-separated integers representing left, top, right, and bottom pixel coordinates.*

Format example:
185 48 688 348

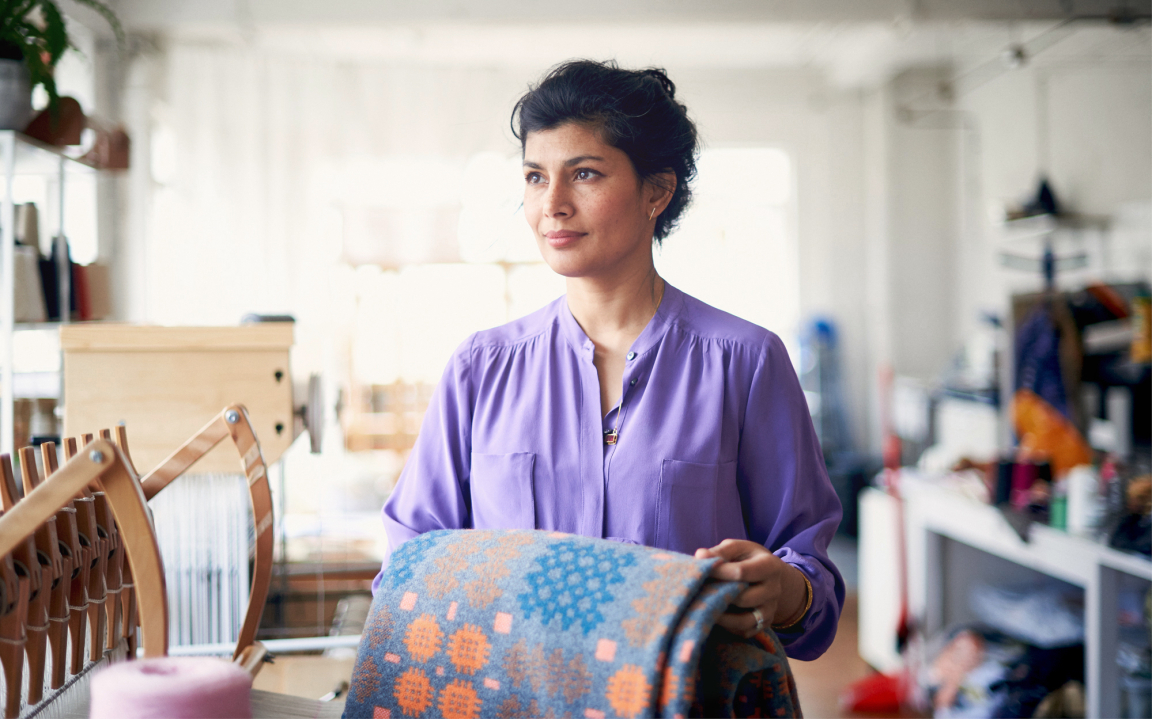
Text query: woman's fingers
713 610 756 636
714 601 778 638
730 580 774 609
711 550 778 583
701 539 764 562
699 540 772 581
698 540 789 637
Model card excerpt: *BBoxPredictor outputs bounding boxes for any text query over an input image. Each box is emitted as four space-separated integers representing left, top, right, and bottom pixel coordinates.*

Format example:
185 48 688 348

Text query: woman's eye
525 172 544 184
575 168 598 181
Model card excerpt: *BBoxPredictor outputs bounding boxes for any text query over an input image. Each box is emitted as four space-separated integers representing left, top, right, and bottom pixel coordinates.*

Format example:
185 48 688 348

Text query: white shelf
904 478 1150 585
884 479 1150 719
0 131 101 454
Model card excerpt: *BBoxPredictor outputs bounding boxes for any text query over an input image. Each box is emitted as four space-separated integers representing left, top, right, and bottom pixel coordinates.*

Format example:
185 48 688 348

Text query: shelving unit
0 130 99 456
860 480 1151 719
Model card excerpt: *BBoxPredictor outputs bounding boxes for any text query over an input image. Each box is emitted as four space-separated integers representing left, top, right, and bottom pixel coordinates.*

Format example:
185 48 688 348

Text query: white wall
856 68 965 451
955 46 1152 343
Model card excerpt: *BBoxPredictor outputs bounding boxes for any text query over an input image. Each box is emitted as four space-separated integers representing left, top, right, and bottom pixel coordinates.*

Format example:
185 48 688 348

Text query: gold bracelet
772 572 813 631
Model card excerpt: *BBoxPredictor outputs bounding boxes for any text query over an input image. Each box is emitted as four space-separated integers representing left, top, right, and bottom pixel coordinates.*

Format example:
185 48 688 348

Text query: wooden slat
139 415 230 500
60 324 294 352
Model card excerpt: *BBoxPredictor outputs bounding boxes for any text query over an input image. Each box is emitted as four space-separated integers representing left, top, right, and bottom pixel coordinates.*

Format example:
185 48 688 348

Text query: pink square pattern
493 612 513 634
447 602 457 621
436 666 445 676
678 640 695 663
484 678 500 690
595 639 616 662
399 592 418 611
652 553 673 560
584 709 606 719
384 653 401 664
373 707 391 719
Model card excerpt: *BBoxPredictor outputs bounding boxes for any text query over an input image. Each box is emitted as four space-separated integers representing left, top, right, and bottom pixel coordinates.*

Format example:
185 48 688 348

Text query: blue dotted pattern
516 539 635 634
382 531 439 589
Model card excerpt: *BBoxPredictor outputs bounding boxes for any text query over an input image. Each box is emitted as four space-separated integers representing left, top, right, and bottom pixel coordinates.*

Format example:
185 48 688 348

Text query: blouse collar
556 281 684 362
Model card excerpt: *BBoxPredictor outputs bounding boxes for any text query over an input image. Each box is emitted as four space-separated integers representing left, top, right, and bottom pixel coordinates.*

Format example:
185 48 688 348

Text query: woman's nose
543 182 571 218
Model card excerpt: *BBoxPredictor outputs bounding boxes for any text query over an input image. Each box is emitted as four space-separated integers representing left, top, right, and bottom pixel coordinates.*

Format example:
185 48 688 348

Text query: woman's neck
566 263 665 351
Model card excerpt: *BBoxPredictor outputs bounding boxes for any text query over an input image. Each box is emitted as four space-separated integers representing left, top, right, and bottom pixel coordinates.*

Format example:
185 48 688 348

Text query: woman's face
523 122 664 281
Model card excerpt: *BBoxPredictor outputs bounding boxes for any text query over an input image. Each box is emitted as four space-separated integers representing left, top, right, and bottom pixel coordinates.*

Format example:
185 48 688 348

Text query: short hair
511 60 699 243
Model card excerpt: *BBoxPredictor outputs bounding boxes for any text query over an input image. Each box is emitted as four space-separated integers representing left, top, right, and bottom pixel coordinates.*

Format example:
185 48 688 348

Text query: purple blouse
376 283 844 659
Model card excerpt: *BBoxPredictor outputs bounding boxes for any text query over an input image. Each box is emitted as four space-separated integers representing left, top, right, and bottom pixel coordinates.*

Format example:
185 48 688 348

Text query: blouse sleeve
372 337 475 594
739 332 845 660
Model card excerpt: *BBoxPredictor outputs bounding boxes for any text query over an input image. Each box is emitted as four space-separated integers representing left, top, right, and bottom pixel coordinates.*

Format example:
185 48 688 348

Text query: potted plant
0 0 123 129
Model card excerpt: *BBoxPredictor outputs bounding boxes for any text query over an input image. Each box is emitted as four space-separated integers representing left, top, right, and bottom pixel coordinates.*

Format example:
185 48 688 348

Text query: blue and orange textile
344 529 801 718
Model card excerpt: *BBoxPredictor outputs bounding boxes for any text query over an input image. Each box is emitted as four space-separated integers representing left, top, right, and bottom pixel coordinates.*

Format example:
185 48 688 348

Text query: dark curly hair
511 60 699 244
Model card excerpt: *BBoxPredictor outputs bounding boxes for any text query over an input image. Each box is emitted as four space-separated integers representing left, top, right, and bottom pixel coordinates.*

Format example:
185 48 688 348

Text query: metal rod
1 132 15 458
162 634 362 657
57 156 68 324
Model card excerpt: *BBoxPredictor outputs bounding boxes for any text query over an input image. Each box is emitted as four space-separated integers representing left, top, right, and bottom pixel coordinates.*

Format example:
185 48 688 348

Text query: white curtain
141 43 541 382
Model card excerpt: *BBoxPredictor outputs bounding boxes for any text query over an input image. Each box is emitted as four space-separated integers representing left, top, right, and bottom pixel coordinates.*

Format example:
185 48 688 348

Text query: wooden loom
0 404 275 718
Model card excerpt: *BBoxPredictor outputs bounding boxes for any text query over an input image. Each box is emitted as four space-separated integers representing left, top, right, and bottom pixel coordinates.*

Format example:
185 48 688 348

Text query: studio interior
0 1 1147 718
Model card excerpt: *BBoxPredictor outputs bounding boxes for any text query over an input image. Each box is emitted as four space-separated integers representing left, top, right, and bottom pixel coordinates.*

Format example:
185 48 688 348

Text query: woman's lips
545 230 585 248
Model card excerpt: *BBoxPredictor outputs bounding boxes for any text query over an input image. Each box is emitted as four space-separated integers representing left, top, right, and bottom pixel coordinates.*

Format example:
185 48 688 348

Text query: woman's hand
695 539 808 638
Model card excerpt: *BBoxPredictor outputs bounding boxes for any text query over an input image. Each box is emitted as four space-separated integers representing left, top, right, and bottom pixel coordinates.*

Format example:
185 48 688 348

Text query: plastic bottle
1065 465 1102 536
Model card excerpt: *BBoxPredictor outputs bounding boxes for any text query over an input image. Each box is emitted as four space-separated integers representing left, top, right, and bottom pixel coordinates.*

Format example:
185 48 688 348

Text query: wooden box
62 324 294 474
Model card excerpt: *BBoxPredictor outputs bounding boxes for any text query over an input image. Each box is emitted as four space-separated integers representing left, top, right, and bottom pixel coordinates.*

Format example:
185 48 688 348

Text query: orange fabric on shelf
1012 388 1092 477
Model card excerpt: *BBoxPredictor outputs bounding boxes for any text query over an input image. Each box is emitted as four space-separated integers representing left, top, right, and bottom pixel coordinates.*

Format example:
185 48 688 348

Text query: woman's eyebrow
564 155 605 166
522 155 606 170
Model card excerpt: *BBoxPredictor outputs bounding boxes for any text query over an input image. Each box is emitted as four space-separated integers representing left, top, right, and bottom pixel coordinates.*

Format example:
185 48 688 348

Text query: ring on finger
751 608 765 631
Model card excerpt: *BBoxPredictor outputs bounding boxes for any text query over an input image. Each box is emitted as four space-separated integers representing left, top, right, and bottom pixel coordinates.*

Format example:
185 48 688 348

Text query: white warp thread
149 473 253 648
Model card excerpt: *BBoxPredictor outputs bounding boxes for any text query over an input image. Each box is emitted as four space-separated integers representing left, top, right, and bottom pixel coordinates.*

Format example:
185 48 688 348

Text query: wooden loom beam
140 404 274 662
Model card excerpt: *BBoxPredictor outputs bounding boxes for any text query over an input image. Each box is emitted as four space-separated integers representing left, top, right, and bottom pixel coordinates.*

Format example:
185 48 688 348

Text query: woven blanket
344 530 801 718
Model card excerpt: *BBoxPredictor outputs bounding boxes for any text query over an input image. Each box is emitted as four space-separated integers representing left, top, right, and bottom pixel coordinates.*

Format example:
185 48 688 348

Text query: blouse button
630 378 637 386
626 351 636 360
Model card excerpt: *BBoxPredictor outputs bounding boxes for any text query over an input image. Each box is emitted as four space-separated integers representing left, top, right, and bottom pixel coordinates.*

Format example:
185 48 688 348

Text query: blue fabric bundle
344 529 800 718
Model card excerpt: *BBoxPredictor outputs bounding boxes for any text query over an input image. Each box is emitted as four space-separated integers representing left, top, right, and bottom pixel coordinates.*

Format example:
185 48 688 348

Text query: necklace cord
605 391 625 445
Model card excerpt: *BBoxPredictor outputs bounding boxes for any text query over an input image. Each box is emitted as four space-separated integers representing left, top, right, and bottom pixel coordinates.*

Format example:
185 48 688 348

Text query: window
656 148 799 355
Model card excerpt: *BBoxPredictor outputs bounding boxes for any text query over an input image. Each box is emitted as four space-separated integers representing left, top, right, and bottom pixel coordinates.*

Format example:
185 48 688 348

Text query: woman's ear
647 171 677 213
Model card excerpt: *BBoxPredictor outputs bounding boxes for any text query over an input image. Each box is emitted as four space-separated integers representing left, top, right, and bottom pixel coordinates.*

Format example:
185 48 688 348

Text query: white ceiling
62 0 1151 88
105 0 1152 26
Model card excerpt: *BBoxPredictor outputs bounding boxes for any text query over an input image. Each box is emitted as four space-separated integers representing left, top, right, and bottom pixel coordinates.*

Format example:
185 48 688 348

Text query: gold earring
649 207 657 220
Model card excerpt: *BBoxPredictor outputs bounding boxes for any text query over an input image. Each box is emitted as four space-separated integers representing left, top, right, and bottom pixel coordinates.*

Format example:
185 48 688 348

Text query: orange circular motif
403 613 444 663
606 664 651 719
438 678 482 719
393 667 433 717
446 623 491 675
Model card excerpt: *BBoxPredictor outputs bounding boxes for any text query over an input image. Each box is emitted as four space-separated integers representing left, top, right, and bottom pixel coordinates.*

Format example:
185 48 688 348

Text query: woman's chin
539 251 594 279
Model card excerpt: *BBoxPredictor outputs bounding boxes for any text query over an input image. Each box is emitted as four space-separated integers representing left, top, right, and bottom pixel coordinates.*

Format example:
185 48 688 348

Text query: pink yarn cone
89 657 253 719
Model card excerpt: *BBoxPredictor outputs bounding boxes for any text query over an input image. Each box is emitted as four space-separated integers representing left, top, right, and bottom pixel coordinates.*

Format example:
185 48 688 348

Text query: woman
376 60 844 661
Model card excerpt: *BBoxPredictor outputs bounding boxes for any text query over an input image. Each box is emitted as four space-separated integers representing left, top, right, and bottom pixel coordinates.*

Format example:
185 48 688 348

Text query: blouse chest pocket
656 459 740 554
469 452 536 530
